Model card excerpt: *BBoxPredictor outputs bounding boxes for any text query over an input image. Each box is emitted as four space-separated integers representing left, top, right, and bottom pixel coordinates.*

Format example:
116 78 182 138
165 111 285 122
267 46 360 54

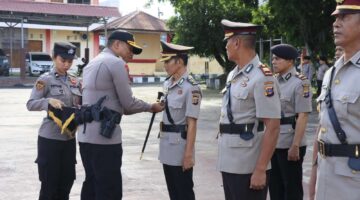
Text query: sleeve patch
192 91 200 105
36 80 45 90
303 84 310 98
264 86 274 97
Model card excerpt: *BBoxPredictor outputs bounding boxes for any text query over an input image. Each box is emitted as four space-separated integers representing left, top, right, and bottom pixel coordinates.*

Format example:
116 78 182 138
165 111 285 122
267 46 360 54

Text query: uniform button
352 170 358 174
334 79 340 85
320 127 327 133
288 128 292 133
342 96 348 102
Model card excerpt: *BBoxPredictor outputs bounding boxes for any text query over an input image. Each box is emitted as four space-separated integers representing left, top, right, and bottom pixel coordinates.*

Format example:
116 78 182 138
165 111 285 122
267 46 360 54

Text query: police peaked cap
271 44 299 60
54 42 77 59
160 41 194 62
332 0 360 15
221 19 262 40
108 30 142 55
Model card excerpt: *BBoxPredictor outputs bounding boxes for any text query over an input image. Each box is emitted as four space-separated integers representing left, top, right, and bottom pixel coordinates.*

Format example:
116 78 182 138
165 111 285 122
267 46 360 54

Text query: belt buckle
318 140 326 158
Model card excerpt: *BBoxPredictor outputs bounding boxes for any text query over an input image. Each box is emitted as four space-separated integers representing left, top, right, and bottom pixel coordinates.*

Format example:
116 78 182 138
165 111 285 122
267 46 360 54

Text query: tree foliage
152 0 337 73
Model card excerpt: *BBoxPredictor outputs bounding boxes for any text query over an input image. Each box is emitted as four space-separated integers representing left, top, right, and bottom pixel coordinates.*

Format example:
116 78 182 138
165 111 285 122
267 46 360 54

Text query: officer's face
225 36 240 61
272 55 293 75
114 41 134 62
54 55 73 75
164 58 181 76
333 13 360 47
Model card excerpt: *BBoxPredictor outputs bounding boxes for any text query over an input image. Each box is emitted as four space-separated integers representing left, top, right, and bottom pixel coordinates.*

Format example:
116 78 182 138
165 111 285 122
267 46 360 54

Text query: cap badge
68 48 75 55
336 0 344 3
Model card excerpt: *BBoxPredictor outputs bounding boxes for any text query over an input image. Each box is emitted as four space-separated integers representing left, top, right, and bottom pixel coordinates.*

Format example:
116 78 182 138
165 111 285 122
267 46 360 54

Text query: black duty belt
280 116 296 125
160 122 187 133
219 122 264 134
318 140 360 158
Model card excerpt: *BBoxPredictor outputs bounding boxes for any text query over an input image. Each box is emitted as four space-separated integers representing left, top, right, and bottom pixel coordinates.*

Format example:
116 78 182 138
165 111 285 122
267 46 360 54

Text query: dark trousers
36 136 76 200
221 171 270 200
317 80 323 96
269 146 307 200
79 142 123 200
163 164 195 200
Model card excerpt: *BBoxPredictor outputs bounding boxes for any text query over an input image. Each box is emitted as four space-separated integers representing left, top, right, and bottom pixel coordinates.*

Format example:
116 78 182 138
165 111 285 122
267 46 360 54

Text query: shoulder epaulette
295 73 307 80
187 75 198 85
258 64 273 76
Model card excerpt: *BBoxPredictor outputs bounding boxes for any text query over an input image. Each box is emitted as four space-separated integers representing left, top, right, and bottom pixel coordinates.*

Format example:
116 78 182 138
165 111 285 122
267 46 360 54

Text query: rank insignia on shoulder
259 64 273 76
36 80 45 90
303 84 310 98
192 91 201 105
187 76 198 85
296 73 307 80
264 86 274 97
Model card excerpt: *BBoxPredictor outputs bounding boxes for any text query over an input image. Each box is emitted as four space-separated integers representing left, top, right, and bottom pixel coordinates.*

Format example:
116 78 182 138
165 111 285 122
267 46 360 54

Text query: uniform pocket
333 93 358 119
168 133 184 145
334 159 360 180
280 96 291 113
226 135 253 148
233 89 249 100
168 101 183 109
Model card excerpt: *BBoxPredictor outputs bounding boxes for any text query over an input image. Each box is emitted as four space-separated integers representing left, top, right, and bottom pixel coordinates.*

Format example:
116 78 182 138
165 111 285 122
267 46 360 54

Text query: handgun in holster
100 107 121 139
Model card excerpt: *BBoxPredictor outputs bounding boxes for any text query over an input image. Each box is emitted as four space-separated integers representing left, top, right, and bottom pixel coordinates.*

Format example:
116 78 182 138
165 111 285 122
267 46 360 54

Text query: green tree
153 0 259 73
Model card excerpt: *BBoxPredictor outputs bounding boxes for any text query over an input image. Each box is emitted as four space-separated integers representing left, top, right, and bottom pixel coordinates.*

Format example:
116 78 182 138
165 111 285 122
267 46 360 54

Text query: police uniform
26 42 81 200
78 30 151 200
301 56 314 83
316 59 329 96
218 20 281 200
269 44 312 200
315 2 360 199
158 41 202 200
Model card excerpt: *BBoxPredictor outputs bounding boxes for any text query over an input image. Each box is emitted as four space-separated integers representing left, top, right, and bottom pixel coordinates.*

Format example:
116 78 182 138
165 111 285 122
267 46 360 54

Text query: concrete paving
0 85 318 200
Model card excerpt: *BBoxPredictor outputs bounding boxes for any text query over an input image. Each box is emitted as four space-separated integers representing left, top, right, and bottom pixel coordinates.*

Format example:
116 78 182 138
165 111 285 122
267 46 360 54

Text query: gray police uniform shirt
159 72 202 166
301 63 313 81
26 69 82 141
276 67 312 149
317 63 329 81
315 51 360 200
217 55 281 174
77 48 152 145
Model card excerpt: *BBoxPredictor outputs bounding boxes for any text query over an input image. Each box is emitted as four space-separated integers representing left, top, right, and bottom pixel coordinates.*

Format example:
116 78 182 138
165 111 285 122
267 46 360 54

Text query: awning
0 0 121 27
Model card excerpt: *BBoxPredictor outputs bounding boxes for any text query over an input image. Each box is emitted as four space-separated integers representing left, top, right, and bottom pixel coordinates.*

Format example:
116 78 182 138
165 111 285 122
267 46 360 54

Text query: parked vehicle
0 49 10 76
25 52 53 76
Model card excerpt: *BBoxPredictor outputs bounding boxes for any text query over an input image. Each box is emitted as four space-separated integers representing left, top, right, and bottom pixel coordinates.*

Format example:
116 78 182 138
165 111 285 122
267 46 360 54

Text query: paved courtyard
0 85 318 200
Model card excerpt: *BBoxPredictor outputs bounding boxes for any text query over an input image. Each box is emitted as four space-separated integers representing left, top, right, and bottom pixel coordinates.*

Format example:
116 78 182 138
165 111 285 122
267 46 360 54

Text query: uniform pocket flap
49 88 63 96
333 93 359 103
168 133 182 144
226 135 253 148
233 89 249 100
280 96 291 102
168 101 183 109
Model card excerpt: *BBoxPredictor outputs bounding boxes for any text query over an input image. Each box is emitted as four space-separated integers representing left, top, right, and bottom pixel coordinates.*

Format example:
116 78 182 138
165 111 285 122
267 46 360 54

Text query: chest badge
178 89 183 95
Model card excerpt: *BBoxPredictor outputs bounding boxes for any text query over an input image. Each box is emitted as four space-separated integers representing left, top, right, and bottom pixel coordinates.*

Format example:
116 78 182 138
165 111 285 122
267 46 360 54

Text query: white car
25 52 53 76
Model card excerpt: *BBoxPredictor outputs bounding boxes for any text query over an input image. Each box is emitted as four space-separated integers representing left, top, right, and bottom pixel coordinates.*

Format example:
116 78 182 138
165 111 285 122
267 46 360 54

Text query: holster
100 107 122 139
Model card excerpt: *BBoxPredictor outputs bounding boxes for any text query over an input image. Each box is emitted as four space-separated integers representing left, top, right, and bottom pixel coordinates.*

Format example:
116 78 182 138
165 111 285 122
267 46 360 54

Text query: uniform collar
279 67 296 82
233 55 259 78
334 50 360 71
167 71 189 89
103 47 117 57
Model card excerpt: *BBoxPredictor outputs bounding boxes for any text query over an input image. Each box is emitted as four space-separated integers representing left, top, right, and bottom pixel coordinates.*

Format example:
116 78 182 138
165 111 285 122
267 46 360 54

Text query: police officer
269 44 312 200
316 56 329 96
218 19 281 200
26 42 81 200
309 1 360 200
158 41 202 200
77 30 163 200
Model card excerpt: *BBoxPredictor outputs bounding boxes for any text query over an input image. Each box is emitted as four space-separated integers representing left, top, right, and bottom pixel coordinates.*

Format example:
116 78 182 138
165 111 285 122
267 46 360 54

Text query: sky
99 0 175 19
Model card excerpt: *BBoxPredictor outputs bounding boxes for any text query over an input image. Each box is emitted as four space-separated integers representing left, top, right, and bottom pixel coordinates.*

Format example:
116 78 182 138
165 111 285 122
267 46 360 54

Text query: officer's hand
150 102 164 113
48 98 65 110
288 145 300 161
182 155 194 171
250 169 266 190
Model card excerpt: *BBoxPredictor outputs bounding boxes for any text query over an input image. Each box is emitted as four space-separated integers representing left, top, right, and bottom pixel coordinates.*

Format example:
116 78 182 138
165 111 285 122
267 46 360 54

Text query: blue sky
99 0 175 19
